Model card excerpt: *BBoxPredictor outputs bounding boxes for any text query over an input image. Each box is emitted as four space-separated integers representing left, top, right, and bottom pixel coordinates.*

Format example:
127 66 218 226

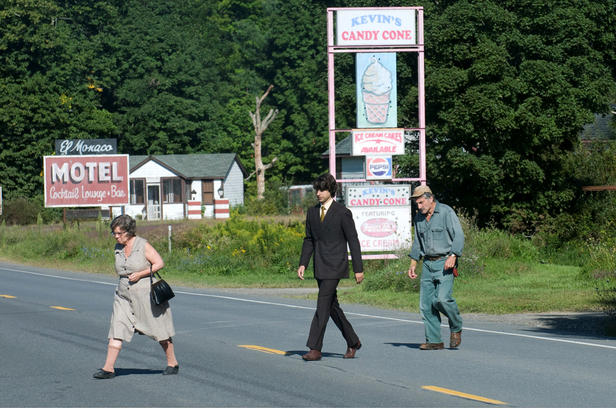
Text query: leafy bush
574 219 616 317
0 206 610 315
238 180 317 216
239 179 290 216
470 228 539 261
0 198 40 225
289 190 317 215
363 266 419 293
580 243 616 317
171 212 304 275
0 197 62 226
0 224 112 262
453 213 538 277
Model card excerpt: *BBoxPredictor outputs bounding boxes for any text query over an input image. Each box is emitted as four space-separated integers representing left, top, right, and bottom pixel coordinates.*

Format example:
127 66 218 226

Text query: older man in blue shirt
408 185 464 350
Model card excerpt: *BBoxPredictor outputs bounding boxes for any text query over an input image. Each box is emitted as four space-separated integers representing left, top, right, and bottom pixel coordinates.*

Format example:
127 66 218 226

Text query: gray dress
108 236 175 342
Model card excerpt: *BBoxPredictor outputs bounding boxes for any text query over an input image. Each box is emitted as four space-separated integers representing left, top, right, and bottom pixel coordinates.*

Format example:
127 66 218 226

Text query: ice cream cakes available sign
366 156 392 180
357 53 397 128
352 128 405 155
336 9 417 46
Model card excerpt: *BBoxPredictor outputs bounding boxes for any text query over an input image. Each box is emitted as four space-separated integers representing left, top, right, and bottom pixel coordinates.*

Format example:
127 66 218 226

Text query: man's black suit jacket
299 200 363 280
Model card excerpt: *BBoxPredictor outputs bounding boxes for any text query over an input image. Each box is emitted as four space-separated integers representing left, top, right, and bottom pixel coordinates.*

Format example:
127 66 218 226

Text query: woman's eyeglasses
111 231 126 236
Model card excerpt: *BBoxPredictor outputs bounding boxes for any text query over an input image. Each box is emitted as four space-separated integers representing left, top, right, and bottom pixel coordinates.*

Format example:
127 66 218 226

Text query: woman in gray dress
93 215 179 379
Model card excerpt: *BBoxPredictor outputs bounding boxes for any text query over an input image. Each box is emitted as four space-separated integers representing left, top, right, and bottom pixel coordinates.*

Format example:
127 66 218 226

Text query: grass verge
0 216 602 315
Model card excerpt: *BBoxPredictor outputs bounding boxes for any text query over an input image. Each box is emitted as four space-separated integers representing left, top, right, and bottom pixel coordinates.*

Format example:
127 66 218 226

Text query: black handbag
150 265 175 305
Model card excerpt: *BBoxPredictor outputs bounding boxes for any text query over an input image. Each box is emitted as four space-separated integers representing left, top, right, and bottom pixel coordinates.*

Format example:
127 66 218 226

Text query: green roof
322 135 352 157
581 111 616 140
130 153 246 179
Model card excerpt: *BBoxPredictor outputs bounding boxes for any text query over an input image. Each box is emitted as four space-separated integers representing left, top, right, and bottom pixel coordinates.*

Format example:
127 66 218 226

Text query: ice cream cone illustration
361 57 392 124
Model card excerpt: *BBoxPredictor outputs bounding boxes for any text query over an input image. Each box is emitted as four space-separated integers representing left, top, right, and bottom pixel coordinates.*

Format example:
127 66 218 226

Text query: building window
130 179 145 204
202 180 214 205
162 178 183 203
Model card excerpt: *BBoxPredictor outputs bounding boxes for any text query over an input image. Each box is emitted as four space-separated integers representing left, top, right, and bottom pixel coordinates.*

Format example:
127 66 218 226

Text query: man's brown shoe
450 330 462 348
343 342 362 359
302 349 322 361
419 342 444 350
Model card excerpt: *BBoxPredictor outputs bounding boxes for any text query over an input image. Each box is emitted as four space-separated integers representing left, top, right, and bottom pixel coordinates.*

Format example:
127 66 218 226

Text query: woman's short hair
313 174 338 197
110 215 136 237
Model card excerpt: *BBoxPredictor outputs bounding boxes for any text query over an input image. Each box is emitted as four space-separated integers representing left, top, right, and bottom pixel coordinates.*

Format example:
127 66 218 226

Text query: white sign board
336 9 417 46
346 185 410 207
352 128 405 155
356 53 397 128
44 155 130 207
346 185 412 251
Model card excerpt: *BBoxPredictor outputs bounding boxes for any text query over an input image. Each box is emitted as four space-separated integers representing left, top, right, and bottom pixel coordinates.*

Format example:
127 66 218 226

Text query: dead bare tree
247 84 279 200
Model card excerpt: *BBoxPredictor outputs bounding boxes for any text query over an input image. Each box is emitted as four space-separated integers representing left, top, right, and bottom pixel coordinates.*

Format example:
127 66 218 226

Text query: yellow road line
238 345 286 355
0 294 16 298
422 385 507 405
50 306 75 311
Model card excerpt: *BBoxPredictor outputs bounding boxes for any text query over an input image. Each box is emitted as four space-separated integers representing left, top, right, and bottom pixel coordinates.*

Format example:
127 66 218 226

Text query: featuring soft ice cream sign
357 53 397 128
346 184 412 251
336 9 416 46
366 156 392 180
352 128 405 155
44 155 130 207
351 207 412 251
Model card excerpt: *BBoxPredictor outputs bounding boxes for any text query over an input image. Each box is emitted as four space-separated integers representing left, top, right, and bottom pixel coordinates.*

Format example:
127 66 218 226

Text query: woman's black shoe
163 365 179 375
93 369 115 379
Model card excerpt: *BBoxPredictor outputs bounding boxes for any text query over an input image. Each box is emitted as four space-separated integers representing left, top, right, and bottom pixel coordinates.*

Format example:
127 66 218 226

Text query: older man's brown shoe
450 330 462 348
302 349 322 361
343 342 362 359
419 342 444 350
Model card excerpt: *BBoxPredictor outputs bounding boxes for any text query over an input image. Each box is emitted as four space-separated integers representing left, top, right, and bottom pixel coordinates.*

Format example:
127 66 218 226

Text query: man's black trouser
306 278 360 351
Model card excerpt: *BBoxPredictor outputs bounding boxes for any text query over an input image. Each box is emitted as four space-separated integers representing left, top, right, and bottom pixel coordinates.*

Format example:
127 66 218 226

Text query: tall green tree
99 1 213 154
421 0 616 230
1 0 615 228
0 0 116 200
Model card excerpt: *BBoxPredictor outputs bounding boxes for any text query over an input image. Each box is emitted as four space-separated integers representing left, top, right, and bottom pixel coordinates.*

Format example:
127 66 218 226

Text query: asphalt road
1 262 615 407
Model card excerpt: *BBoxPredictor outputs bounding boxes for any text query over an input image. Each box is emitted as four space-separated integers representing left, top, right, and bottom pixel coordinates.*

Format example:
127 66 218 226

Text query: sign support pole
326 7 426 258
417 8 426 185
327 7 426 185
327 10 337 178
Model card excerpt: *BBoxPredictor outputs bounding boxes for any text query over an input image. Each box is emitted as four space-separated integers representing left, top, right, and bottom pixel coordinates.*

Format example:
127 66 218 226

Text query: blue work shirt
409 201 464 261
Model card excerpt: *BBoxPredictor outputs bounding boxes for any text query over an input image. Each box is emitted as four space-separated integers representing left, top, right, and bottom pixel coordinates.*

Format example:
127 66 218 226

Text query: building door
147 184 161 220
202 180 214 205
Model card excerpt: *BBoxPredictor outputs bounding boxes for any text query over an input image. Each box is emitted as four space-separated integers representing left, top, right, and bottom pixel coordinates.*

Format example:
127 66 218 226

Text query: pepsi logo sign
368 157 391 177
360 218 397 238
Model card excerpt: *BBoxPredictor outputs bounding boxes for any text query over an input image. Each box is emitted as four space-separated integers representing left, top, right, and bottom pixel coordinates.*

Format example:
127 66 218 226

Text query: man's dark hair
313 174 338 197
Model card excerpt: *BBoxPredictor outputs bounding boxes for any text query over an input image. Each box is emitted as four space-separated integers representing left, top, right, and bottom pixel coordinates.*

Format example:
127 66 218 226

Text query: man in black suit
297 174 364 361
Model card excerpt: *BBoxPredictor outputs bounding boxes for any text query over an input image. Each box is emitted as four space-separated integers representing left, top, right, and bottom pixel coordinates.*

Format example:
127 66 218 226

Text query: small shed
322 136 365 180
112 153 246 220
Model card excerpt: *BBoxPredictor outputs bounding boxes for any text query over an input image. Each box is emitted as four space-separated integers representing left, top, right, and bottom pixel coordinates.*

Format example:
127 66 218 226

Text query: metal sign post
327 7 426 257
327 7 426 184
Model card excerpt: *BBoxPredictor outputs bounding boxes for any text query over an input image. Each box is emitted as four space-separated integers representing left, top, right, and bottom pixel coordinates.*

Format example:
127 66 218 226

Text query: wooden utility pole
248 84 279 200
